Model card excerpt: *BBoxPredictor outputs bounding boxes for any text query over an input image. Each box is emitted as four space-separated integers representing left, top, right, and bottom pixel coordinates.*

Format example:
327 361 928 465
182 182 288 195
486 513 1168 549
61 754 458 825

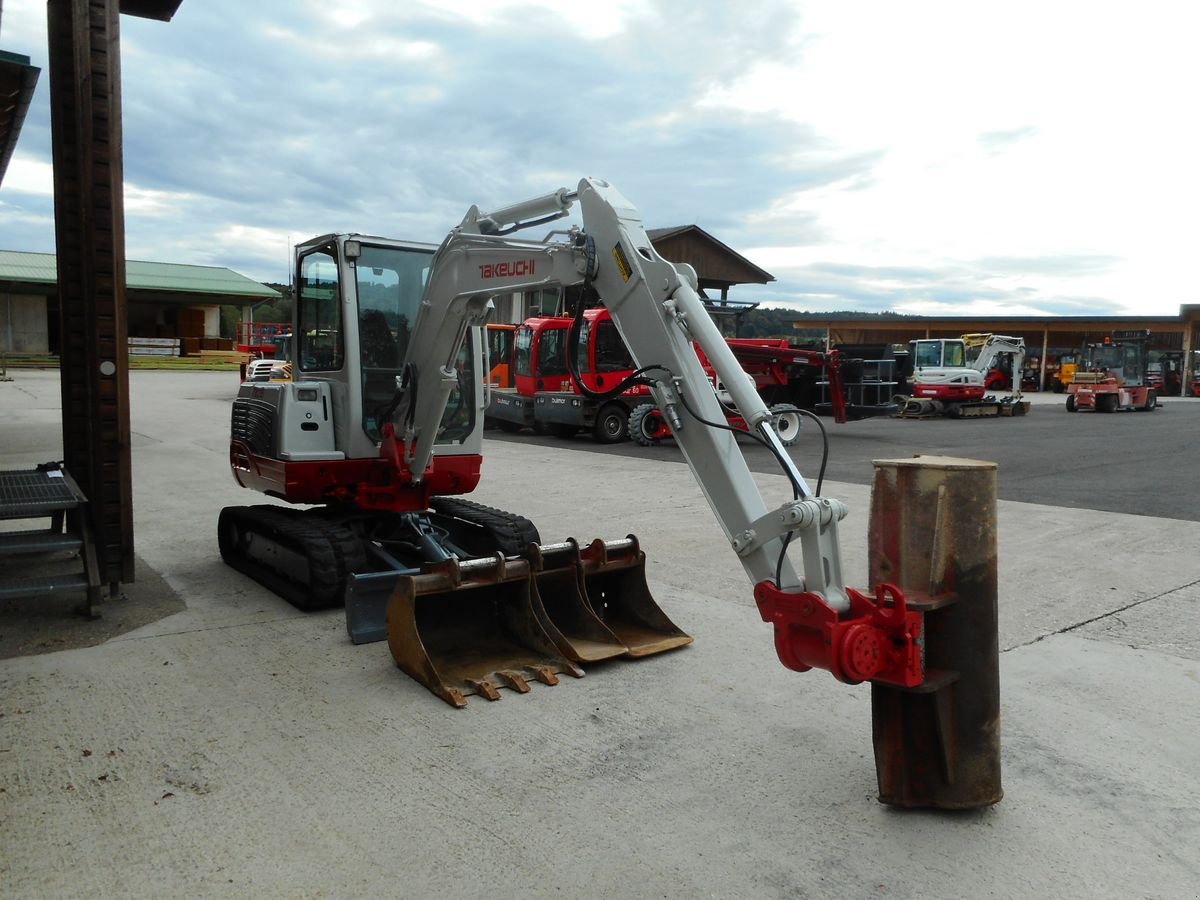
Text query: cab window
594 319 635 371
297 248 343 371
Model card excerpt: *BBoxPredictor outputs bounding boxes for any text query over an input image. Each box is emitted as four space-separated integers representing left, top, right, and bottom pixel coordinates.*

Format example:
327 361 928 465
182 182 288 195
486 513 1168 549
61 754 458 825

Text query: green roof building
0 249 279 355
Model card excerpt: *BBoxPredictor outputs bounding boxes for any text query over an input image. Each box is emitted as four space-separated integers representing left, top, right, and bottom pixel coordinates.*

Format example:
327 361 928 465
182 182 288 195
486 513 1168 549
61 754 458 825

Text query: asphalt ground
1 369 1198 898
489 391 1200 521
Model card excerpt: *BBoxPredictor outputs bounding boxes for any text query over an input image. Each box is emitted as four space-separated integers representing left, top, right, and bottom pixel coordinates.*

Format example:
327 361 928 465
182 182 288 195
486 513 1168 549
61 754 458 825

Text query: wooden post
868 456 1003 809
47 0 135 586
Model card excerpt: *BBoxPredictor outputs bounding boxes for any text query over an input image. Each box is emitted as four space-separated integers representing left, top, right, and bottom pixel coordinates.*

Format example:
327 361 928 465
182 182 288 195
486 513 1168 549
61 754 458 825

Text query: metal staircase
0 464 102 617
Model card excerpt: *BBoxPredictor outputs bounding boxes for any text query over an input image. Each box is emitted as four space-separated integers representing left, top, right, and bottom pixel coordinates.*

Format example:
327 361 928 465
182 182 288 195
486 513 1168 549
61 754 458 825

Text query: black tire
1065 395 1076 412
1099 393 1118 413
629 403 668 446
1052 381 1064 394
592 403 628 444
769 404 803 447
1143 391 1157 411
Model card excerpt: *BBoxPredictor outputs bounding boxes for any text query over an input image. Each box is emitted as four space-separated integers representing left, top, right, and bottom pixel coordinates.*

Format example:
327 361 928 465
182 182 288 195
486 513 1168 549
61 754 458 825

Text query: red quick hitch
753 581 923 688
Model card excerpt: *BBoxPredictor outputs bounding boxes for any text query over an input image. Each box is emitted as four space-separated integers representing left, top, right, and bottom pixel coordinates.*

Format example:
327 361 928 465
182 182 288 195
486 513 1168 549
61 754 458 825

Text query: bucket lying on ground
385 536 693 706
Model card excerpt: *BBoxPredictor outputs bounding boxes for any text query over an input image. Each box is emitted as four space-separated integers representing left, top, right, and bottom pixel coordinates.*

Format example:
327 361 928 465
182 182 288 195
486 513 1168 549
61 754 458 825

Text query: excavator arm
395 177 923 688
970 334 1026 398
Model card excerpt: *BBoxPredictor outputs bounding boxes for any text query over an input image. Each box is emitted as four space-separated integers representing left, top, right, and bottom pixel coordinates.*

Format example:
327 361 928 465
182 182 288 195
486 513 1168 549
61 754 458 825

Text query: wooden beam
47 0 134 586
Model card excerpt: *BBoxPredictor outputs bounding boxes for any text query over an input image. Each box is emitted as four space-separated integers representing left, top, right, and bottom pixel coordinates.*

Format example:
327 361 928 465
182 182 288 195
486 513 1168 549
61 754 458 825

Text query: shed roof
646 225 774 287
0 49 40 188
0 249 278 302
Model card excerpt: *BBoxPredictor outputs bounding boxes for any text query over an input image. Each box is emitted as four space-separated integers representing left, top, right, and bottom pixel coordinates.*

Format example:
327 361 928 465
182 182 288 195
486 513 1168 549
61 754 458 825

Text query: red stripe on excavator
229 440 482 511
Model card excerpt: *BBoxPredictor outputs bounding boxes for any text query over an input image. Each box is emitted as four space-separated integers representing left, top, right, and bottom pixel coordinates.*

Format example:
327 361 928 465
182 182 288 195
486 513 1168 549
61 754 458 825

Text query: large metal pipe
868 455 1003 809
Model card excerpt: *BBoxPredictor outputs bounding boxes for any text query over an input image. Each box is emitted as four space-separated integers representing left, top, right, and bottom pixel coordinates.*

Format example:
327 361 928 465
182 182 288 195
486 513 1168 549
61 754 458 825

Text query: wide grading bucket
527 540 629 664
577 536 693 657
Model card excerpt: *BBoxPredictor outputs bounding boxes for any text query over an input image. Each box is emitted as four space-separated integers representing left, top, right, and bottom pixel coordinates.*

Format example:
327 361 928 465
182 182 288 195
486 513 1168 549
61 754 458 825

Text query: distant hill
732 307 900 339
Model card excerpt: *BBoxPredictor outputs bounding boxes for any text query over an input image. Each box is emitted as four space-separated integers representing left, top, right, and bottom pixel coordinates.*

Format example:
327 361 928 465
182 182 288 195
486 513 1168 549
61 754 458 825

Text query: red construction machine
486 308 651 442
219 178 930 714
899 334 1029 418
1066 330 1158 412
488 311 895 445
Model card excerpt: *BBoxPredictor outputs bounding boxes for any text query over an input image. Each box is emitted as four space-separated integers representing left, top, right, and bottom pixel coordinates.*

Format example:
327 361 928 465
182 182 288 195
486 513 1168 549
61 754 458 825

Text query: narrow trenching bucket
578 536 693 658
386 554 582 708
526 541 629 665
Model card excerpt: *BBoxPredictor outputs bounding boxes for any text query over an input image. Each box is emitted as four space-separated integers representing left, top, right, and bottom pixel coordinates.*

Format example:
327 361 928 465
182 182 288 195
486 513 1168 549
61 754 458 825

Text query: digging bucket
578 536 693 657
386 553 583 708
526 540 629 664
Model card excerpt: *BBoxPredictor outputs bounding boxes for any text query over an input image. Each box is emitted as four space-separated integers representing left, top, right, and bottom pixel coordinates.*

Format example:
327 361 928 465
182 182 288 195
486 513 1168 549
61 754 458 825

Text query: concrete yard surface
1 370 1197 899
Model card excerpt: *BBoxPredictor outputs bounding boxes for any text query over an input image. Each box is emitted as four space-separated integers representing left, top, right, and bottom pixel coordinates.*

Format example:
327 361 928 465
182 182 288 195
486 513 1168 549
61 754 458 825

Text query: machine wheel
1142 390 1158 411
629 403 668 446
1065 394 1077 412
769 404 804 446
1098 394 1119 413
592 403 629 443
430 497 541 556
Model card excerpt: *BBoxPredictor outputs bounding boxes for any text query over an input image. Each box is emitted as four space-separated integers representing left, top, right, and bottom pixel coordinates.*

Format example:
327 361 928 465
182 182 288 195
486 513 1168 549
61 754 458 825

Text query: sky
1 0 1197 317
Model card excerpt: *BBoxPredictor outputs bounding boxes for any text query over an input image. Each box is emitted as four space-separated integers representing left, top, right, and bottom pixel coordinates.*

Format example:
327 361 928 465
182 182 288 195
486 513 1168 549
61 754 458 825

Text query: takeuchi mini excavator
221 178 926 708
900 334 1028 418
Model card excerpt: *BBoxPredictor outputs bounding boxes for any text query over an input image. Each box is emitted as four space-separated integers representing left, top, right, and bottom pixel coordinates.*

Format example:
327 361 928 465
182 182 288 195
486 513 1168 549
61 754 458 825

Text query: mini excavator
221 178 925 706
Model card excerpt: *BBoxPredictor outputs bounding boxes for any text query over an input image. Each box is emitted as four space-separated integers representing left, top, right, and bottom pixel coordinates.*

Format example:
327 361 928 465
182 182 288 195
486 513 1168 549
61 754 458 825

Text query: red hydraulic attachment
753 581 923 688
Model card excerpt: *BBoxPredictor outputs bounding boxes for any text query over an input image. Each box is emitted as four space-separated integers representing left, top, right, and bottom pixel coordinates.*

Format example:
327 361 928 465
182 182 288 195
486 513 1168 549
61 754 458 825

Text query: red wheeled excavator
220 178 926 709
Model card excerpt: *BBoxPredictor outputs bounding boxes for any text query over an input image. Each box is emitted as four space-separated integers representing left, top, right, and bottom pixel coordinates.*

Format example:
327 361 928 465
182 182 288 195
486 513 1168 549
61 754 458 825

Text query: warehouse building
796 310 1200 395
0 249 278 357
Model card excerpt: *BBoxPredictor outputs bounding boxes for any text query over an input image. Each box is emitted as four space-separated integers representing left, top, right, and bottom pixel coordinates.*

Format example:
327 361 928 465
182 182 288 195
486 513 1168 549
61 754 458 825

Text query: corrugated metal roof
0 249 279 300
0 50 40 188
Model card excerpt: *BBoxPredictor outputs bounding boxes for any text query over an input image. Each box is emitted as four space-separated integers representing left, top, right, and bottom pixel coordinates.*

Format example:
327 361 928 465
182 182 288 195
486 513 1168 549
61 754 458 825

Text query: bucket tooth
469 679 502 701
527 541 630 664
496 670 531 693
527 665 559 686
386 554 582 707
579 536 693 658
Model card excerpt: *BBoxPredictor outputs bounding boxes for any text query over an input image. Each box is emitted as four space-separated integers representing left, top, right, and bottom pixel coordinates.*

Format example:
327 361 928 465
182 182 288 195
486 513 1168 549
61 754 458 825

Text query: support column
1039 328 1049 392
868 456 1003 809
47 0 134 586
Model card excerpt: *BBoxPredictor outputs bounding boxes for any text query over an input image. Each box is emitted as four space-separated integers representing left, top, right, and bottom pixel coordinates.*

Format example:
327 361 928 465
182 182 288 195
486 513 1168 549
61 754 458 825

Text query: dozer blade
526 541 629 664
578 536 693 657
346 568 416 645
386 554 583 707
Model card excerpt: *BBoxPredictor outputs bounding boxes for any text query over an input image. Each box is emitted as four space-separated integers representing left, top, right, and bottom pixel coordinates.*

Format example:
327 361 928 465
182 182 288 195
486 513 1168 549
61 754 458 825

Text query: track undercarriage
218 498 691 706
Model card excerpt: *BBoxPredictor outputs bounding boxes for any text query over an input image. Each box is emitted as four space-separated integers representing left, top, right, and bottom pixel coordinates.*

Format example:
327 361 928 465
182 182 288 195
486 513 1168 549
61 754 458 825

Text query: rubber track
429 497 541 557
219 505 360 611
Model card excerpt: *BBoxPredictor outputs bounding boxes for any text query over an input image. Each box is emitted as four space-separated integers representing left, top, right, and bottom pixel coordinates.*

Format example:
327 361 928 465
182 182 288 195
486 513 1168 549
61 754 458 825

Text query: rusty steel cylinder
868 456 1003 809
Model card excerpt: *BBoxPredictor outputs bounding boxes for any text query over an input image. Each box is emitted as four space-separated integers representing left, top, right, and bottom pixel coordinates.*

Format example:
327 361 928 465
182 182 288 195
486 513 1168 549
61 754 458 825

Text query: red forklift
1066 330 1157 413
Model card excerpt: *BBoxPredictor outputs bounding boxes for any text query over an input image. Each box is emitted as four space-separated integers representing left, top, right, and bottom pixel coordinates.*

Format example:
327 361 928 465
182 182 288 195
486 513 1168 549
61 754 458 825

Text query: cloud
0 0 1196 317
